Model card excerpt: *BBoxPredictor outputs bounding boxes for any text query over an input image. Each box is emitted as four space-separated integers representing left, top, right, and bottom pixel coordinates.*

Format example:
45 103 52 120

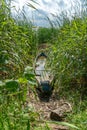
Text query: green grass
0 0 87 129
67 109 87 130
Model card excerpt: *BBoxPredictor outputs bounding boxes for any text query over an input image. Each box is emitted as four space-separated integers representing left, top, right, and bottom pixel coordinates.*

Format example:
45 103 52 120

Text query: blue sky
11 0 81 26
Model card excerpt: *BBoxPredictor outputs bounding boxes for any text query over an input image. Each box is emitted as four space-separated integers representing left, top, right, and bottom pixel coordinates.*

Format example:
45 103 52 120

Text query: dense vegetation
0 1 37 130
0 0 87 130
49 17 87 129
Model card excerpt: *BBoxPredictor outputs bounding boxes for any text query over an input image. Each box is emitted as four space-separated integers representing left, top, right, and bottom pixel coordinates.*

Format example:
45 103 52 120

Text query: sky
11 0 82 27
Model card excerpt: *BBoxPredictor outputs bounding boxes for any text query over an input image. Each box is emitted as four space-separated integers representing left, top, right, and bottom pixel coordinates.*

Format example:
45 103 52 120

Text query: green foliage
27 119 30 130
24 66 35 80
1 0 87 129
47 121 79 129
47 11 87 130
37 27 58 44
0 0 34 80
0 75 38 130
0 1 38 130
49 17 87 96
67 109 87 130
5 80 20 91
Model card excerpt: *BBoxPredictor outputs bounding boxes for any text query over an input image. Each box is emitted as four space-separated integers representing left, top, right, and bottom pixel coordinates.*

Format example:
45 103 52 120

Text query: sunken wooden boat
34 52 54 95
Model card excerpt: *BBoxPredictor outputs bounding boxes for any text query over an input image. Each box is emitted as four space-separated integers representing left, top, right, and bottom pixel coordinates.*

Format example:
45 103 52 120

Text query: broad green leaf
28 80 37 85
24 73 35 80
5 80 20 91
47 121 79 129
18 78 28 84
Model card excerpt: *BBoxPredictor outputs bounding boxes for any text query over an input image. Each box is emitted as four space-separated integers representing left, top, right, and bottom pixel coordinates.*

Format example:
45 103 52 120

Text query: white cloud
11 0 81 26
11 0 81 14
